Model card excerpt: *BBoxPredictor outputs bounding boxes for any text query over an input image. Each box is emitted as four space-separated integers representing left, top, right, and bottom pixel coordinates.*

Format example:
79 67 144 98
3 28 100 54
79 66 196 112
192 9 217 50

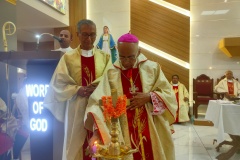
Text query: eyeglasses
119 55 137 61
80 32 97 38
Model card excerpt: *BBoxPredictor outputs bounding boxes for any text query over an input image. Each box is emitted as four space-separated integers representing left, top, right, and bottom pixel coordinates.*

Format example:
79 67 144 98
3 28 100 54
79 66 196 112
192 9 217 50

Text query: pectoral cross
129 84 139 93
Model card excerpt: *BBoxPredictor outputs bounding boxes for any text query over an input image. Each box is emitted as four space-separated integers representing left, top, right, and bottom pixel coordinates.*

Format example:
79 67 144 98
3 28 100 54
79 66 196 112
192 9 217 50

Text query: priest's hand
128 92 151 110
77 84 97 97
224 92 231 99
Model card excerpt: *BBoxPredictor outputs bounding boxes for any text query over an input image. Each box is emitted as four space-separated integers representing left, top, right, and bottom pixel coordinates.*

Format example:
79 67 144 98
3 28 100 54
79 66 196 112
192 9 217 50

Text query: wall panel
54 0 86 49
165 0 190 10
142 48 189 90
131 0 190 87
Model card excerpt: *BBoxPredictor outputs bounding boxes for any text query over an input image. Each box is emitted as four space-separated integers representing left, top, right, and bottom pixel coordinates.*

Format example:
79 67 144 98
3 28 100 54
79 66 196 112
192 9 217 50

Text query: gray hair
77 19 96 32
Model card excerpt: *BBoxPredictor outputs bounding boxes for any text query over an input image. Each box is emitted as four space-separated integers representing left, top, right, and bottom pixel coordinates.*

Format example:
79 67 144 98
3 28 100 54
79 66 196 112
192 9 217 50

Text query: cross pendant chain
121 70 140 93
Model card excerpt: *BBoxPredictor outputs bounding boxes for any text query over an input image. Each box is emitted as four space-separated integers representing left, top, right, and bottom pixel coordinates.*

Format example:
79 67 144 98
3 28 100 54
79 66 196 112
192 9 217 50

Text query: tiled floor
173 109 240 160
20 105 240 160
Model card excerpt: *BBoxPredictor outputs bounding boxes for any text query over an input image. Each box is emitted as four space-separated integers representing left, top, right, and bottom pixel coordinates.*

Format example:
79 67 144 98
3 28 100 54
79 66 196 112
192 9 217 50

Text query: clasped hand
127 92 151 110
77 84 97 97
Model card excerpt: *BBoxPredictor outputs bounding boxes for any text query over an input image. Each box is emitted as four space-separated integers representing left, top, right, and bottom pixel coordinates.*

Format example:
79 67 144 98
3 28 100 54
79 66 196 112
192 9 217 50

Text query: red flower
101 95 127 121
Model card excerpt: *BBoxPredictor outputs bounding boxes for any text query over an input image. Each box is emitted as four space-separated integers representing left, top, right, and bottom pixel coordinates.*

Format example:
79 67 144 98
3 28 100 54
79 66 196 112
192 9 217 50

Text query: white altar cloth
205 100 240 143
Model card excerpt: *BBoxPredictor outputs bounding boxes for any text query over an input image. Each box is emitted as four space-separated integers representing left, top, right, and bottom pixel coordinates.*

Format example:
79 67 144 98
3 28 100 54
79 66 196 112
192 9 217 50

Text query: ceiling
190 0 240 80
191 0 240 57
16 1 67 43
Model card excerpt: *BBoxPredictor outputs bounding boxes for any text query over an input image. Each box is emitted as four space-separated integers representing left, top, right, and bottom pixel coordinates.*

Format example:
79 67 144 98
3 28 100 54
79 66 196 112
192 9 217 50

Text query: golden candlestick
108 119 121 156
93 120 138 160
94 92 138 160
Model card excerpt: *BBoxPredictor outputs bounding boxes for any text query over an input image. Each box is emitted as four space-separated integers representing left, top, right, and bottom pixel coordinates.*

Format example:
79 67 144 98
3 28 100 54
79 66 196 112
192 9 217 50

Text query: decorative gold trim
6 0 17 5
2 21 16 52
5 0 16 5
219 39 232 57
219 37 240 58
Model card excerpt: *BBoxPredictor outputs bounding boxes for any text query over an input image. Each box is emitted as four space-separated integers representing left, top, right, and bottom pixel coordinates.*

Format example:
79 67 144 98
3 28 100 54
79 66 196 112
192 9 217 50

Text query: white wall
19 0 69 26
87 0 130 46
190 0 240 95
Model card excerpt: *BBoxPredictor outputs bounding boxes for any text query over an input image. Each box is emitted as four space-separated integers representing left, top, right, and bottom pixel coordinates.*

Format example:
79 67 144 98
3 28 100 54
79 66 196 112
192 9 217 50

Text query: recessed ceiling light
201 10 229 16
201 11 215 15
214 10 229 15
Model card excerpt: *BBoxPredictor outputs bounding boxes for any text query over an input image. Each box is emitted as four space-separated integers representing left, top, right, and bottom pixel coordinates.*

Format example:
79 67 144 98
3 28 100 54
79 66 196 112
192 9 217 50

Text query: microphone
36 33 62 51
52 35 63 43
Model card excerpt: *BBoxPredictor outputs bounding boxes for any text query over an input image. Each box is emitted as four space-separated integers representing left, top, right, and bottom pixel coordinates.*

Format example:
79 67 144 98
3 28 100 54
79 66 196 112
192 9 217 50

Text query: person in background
44 19 111 160
170 74 189 123
96 26 117 63
215 70 240 100
54 29 73 53
0 98 13 160
0 97 18 160
85 33 177 160
11 77 29 160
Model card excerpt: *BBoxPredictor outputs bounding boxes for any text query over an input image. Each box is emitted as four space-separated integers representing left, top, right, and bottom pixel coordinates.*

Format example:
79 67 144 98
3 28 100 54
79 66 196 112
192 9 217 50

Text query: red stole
121 68 153 160
173 85 179 122
227 81 234 95
81 55 96 86
81 55 95 160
